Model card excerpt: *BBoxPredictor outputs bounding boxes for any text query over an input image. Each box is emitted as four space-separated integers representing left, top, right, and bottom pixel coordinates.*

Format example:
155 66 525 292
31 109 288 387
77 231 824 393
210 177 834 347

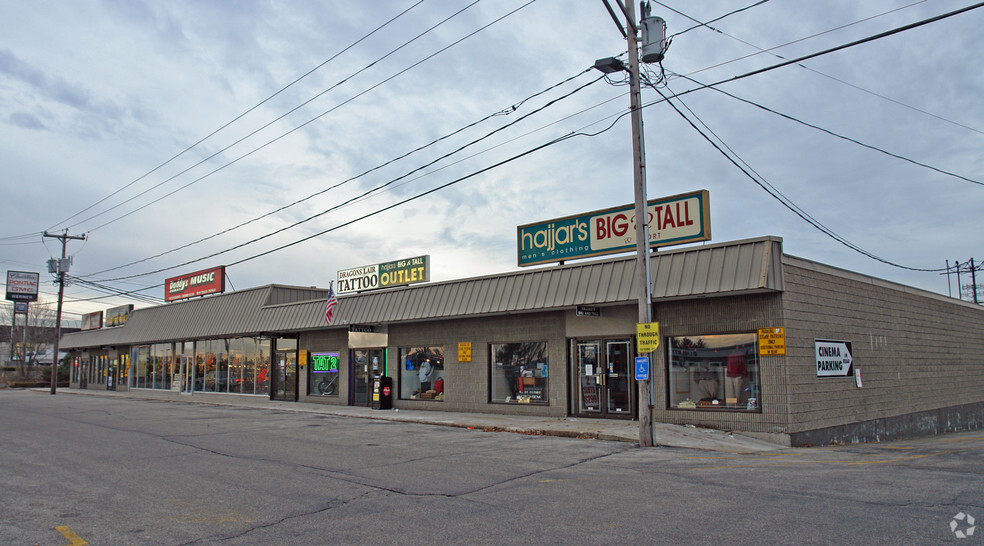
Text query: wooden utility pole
42 229 86 394
621 0 656 447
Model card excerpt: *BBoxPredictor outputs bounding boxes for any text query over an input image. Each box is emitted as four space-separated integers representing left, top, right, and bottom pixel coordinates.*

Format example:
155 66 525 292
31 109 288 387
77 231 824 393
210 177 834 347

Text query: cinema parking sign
815 339 853 377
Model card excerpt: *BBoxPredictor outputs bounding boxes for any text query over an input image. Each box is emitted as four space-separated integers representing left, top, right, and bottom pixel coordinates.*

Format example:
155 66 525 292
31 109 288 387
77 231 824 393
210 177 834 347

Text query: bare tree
1 301 57 378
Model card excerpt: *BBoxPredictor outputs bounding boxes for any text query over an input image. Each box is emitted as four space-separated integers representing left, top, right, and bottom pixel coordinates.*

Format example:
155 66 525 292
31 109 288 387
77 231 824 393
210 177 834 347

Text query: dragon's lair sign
517 190 711 267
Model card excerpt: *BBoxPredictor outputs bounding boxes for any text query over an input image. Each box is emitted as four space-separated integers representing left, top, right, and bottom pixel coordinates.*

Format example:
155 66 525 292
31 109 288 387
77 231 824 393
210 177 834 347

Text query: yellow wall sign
458 342 472 363
298 350 308 366
758 327 786 355
636 322 660 354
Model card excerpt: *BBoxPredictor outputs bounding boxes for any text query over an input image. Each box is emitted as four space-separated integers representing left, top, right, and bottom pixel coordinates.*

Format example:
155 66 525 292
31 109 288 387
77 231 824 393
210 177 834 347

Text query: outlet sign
517 190 710 266
337 256 430 294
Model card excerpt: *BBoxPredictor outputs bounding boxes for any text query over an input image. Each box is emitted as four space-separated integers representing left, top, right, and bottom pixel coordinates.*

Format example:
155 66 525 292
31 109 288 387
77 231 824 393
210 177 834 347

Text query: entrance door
272 348 297 401
574 339 634 417
351 349 383 406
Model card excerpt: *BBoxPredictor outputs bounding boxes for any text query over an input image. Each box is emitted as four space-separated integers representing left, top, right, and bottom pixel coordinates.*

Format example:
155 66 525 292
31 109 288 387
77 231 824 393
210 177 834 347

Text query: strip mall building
60 235 984 446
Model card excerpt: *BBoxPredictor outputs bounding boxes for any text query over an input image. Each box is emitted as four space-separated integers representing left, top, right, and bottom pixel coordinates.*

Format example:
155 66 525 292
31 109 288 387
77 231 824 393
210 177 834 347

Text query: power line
665 0 984 137
84 72 604 283
647 76 943 272
667 0 770 39
84 68 594 277
35 0 429 236
66 1 493 234
673 72 984 187
63 2 984 296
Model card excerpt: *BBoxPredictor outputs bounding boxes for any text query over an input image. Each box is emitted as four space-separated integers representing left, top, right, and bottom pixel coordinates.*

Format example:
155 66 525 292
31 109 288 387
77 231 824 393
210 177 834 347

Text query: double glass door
575 339 633 417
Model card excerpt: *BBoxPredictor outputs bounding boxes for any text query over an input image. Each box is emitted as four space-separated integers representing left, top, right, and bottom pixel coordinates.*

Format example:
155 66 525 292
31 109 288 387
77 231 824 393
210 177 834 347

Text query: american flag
324 285 338 325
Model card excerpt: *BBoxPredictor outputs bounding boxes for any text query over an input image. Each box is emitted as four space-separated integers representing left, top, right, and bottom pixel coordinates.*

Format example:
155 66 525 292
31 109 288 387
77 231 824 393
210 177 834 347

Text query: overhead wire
672 72 984 187
85 72 606 283
62 2 984 297
34 0 429 235
644 72 944 272
663 0 984 136
67 0 492 233
84 67 594 277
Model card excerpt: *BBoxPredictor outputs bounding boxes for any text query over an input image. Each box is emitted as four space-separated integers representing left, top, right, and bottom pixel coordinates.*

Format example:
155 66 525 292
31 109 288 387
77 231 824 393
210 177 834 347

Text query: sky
2 0 983 323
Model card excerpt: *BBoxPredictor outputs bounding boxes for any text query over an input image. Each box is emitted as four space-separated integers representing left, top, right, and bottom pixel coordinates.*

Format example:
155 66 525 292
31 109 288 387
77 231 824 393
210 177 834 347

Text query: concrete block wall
651 292 789 435
385 311 567 416
782 261 984 441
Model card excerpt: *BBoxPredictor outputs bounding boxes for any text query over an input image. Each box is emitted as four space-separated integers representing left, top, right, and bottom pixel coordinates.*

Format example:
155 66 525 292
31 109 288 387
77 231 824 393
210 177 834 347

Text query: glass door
576 341 602 414
574 339 634 418
604 340 632 414
272 338 297 402
351 349 383 406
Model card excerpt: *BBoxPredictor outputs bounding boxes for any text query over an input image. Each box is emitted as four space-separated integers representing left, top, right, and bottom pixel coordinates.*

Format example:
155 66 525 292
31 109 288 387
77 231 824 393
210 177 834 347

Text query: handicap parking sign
635 356 649 381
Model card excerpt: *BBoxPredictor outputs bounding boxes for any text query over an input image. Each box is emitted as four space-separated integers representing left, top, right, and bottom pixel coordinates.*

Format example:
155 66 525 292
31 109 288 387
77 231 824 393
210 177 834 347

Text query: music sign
165 266 226 302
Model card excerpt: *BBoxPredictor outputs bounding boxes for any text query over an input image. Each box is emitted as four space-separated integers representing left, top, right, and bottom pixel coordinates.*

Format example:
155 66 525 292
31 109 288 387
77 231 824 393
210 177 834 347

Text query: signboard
13 302 28 315
576 305 600 317
165 266 226 302
106 304 134 327
636 322 660 354
458 342 472 363
337 255 430 294
81 311 103 331
815 339 854 377
311 352 340 373
6 270 40 302
517 190 710 266
635 356 650 381
758 327 786 355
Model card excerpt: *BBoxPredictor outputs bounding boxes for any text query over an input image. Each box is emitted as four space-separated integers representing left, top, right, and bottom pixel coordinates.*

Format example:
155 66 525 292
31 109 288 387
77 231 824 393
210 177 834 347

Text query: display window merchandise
667 333 760 411
490 342 548 404
400 346 444 400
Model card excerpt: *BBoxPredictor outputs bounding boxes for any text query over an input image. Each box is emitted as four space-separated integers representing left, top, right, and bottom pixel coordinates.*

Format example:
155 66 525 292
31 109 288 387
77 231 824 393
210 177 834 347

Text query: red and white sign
6 270 40 302
165 266 226 302
81 311 103 331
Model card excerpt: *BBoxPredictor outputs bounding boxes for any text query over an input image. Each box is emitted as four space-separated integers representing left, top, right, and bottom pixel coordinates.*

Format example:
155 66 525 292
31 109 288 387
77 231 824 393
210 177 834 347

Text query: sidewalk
44 387 786 453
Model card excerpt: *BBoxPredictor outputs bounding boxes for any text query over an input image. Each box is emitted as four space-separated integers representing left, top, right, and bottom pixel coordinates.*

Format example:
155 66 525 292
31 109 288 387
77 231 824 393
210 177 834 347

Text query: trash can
372 376 393 410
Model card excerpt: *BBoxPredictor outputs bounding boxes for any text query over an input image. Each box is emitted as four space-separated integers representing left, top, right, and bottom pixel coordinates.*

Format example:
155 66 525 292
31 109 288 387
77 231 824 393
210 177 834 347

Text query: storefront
60 236 984 446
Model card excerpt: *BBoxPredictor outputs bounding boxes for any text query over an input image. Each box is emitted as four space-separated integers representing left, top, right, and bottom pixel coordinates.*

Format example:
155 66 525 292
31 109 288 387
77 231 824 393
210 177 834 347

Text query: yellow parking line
55 525 88 545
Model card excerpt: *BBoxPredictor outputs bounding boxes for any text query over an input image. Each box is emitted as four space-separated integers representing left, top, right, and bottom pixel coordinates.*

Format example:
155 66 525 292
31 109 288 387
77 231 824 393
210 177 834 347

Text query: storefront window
400 346 444 401
667 333 760 411
308 351 341 396
490 342 548 404
133 346 149 388
151 343 173 389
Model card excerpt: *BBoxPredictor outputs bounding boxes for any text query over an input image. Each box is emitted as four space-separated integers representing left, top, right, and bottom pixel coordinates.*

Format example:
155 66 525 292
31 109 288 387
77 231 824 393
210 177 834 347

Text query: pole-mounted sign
5 271 39 302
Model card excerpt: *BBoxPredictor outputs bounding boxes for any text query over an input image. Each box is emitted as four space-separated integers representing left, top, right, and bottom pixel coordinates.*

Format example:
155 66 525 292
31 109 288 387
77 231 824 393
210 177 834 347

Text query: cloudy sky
2 0 983 322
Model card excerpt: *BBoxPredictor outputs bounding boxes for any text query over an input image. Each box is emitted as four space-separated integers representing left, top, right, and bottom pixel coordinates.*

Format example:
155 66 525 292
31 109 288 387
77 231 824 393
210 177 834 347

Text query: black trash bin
372 376 393 410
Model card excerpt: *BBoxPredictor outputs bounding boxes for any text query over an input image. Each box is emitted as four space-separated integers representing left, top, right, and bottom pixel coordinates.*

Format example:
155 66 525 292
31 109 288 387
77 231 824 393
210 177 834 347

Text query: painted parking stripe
55 526 87 545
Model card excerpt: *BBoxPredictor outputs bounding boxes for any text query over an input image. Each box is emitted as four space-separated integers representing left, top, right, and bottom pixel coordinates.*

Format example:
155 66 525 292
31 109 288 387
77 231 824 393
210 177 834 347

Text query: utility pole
42 229 85 394
971 258 979 304
623 0 655 448
597 1 666 447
